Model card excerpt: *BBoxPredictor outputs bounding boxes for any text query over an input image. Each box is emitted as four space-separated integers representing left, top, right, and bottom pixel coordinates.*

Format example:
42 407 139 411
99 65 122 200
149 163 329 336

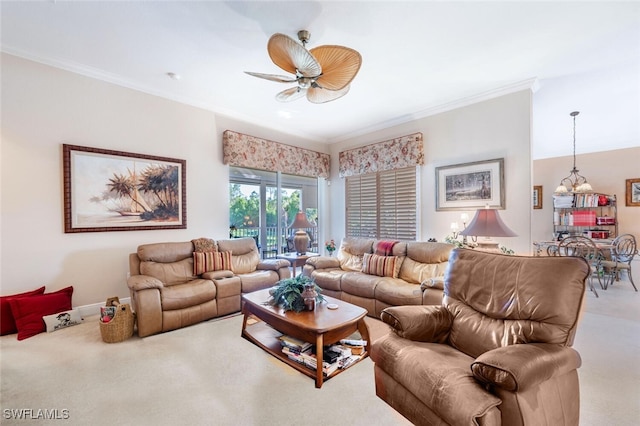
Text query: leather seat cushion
239 270 280 293
372 332 501 425
341 272 381 298
160 279 216 310
311 269 349 292
374 279 423 306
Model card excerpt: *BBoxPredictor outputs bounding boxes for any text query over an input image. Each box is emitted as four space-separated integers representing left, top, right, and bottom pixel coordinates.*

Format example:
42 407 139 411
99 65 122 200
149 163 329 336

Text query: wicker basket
99 297 135 343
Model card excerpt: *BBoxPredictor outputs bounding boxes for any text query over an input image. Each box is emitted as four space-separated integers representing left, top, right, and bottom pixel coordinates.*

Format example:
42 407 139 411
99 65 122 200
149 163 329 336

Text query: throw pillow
43 309 83 333
1 286 46 336
362 253 400 278
9 286 74 341
193 251 233 275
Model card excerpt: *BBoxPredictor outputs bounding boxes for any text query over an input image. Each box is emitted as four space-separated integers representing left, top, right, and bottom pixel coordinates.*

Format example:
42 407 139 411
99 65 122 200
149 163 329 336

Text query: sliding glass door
229 167 318 257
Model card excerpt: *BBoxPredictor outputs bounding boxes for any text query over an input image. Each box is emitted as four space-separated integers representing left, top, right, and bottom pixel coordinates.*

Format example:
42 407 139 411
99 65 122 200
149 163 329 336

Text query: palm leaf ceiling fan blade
310 45 362 91
276 86 307 102
267 33 321 77
307 85 350 104
244 71 297 83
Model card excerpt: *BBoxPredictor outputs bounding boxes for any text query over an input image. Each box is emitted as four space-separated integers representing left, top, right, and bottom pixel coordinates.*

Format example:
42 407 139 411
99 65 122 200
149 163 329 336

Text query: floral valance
338 132 424 177
223 130 330 179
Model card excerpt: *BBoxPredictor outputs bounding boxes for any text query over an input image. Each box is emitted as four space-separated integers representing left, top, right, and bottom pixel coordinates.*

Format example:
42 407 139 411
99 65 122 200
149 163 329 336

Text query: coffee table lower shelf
241 320 369 388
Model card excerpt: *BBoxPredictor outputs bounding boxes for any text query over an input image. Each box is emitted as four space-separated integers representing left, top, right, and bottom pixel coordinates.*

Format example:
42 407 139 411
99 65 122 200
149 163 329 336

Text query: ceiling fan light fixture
246 30 362 104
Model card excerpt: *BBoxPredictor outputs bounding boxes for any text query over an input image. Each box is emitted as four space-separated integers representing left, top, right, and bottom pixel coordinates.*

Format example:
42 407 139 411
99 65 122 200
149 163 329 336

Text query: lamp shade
290 211 314 229
459 209 517 238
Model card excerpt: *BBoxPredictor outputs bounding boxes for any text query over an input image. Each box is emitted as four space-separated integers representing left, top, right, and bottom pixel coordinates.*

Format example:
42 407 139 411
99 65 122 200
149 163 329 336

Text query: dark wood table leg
315 333 324 388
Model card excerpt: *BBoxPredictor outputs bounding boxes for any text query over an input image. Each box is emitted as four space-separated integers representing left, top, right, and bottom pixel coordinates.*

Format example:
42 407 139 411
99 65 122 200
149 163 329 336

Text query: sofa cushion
399 242 452 284
237 270 281 293
375 279 423 306
217 238 260 274
341 272 381 299
311 269 349 292
193 251 233 275
362 253 401 278
138 241 194 263
140 258 196 286
160 279 216 311
337 237 374 271
1 286 46 335
372 332 501 425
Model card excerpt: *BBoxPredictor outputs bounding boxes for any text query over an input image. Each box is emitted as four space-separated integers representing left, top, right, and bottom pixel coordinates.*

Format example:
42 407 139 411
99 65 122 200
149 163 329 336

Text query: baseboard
78 297 131 318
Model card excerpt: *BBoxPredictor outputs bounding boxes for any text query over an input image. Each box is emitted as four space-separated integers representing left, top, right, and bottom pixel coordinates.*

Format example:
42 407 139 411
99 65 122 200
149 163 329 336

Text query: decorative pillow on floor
193 251 233 275
8 286 74 340
43 309 83 333
1 286 46 335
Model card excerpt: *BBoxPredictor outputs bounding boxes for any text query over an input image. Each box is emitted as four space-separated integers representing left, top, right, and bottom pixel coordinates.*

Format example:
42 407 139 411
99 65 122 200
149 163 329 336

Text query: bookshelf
552 193 617 240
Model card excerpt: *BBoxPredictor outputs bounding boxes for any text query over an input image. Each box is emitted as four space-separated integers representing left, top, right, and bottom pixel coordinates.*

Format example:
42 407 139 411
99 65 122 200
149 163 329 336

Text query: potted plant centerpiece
268 275 325 312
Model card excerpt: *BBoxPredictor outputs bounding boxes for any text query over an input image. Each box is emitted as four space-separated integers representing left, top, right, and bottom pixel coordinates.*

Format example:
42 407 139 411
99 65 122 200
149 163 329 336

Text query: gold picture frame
533 185 543 209
626 178 640 207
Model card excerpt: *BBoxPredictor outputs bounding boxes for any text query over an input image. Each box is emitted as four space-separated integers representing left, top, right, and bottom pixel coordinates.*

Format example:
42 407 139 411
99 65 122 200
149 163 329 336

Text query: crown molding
327 78 539 144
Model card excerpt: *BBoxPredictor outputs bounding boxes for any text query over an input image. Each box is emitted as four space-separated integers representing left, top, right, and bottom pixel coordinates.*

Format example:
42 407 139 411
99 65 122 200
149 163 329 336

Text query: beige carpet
1 275 638 426
0 313 409 426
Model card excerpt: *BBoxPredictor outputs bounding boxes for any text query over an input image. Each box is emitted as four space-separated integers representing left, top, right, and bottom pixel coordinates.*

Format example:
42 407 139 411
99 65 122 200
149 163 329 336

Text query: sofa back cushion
337 238 375 271
443 249 589 359
399 242 453 284
137 242 197 285
217 238 260 274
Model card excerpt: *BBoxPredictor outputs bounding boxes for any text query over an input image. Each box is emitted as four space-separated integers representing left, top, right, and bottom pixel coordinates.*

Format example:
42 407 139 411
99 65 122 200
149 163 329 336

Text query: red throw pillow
1 286 46 335
8 286 73 340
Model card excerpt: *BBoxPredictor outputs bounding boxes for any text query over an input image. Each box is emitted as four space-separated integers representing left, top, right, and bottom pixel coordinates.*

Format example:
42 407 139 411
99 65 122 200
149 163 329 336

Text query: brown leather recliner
371 248 589 426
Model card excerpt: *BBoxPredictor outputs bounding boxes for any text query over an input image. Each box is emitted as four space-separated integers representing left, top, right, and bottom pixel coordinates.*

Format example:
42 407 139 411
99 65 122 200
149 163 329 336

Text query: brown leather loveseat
127 237 290 337
371 248 589 425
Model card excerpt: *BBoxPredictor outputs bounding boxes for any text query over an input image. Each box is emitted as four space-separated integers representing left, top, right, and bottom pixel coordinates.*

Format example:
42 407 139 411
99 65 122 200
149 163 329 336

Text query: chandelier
554 111 593 194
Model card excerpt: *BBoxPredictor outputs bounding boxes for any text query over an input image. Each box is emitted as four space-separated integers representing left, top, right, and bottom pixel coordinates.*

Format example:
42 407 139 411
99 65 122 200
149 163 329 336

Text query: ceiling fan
245 30 362 104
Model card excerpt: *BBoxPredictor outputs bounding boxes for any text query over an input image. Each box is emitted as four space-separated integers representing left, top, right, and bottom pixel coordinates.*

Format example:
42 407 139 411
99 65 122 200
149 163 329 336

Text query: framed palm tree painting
63 144 186 233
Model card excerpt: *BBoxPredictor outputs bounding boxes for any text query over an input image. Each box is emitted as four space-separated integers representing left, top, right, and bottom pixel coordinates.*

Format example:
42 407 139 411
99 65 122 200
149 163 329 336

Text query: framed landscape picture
626 178 640 207
435 158 505 211
63 144 186 233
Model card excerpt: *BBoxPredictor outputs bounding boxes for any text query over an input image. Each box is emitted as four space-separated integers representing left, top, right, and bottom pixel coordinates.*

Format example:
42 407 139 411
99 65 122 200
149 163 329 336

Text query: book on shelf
280 340 363 377
279 335 312 352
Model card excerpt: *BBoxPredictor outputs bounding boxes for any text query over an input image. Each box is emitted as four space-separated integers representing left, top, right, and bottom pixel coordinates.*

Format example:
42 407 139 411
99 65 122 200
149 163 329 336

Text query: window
346 167 417 240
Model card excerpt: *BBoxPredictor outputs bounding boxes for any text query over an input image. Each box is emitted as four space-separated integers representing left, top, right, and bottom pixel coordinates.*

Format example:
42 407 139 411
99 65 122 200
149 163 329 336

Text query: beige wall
328 90 534 255
533 147 640 243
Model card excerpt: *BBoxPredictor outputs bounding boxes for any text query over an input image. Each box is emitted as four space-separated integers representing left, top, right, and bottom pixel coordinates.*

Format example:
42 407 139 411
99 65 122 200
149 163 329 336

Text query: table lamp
459 207 517 251
290 211 315 255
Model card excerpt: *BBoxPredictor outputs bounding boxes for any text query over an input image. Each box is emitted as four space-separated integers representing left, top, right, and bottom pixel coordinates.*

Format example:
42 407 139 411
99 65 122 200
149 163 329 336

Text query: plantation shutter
379 168 417 240
346 167 417 240
346 173 377 238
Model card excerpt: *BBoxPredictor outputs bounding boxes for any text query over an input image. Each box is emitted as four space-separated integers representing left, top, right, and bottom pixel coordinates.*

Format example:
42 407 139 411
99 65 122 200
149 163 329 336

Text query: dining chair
599 234 637 291
557 235 604 297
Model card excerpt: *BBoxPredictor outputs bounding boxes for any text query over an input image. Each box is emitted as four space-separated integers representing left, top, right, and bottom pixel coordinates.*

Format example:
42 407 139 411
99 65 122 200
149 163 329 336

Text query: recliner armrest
257 259 290 271
380 305 451 343
305 256 340 270
127 275 164 291
471 343 582 392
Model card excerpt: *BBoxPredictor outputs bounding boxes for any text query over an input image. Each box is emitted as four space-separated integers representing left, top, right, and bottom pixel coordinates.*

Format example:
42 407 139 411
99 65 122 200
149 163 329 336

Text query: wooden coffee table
241 288 370 388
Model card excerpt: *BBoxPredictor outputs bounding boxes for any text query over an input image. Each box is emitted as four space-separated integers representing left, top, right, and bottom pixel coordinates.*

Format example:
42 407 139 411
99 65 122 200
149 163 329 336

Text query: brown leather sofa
127 237 290 337
302 237 454 318
371 248 589 426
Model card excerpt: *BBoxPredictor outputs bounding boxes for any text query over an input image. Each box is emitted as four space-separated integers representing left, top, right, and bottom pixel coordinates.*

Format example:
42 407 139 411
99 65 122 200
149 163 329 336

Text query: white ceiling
1 1 639 158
